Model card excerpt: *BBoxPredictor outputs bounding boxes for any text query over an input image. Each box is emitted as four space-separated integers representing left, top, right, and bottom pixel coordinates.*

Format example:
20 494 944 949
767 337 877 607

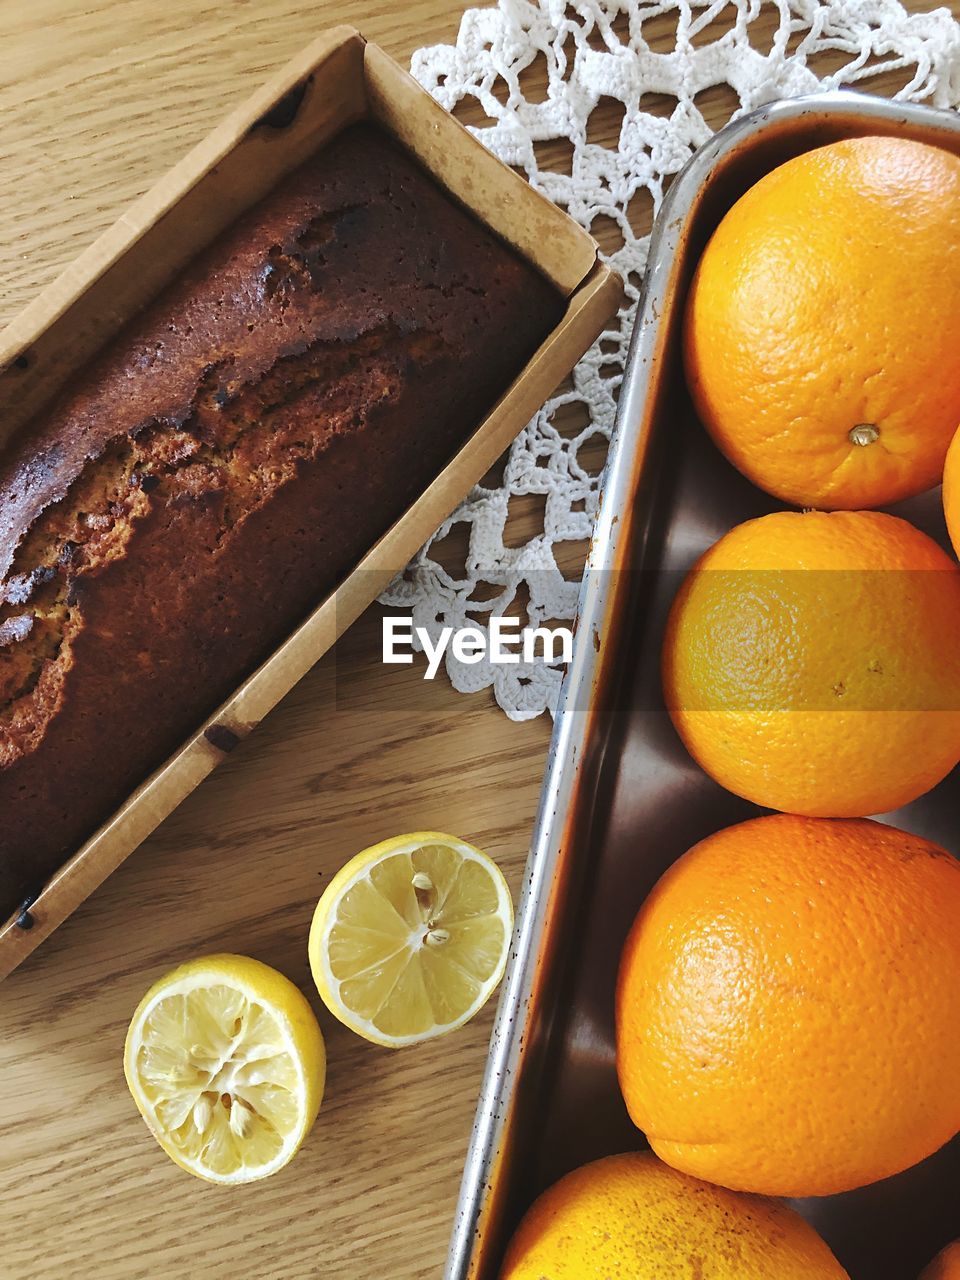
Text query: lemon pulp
124 954 325 1183
310 834 513 1047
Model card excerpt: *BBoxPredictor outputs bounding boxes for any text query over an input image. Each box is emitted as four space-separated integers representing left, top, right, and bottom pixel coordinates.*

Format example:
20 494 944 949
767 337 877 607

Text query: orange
921 1242 960 1279
944 424 960 561
616 814 960 1198
684 135 960 510
662 509 960 816
499 1152 847 1279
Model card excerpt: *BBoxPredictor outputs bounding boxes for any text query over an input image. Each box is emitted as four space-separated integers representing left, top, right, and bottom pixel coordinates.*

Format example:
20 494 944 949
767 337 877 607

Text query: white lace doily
380 0 960 720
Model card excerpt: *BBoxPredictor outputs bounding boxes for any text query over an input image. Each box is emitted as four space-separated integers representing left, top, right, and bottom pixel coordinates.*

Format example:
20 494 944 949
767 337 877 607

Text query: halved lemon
124 954 326 1184
309 832 513 1048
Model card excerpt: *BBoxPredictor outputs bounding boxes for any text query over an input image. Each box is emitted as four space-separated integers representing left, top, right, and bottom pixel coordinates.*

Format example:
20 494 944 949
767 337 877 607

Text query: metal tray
445 91 960 1280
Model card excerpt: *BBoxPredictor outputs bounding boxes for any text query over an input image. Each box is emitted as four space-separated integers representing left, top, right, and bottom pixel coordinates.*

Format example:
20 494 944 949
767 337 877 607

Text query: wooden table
0 3 941 1277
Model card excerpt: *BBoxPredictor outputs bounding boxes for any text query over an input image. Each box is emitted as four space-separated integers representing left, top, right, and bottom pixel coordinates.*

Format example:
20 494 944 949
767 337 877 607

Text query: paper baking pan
0 27 622 978
446 90 960 1280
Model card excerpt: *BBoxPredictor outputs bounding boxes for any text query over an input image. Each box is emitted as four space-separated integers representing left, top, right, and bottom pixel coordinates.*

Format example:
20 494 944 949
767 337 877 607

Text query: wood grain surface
0 2 948 1277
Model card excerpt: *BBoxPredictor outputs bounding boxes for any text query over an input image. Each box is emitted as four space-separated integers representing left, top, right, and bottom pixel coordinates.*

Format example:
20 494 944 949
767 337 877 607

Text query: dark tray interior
525 383 959 1280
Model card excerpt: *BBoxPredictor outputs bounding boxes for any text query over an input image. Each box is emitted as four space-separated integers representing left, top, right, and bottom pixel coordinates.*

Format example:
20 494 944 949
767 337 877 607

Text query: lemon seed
229 1101 252 1137
193 1095 213 1133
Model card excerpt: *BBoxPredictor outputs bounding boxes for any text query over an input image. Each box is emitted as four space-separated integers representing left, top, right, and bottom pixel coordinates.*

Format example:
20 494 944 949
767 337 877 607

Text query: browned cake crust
0 123 562 920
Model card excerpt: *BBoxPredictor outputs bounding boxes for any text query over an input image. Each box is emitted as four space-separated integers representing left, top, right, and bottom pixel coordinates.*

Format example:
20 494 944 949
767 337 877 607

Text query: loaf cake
0 123 562 921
